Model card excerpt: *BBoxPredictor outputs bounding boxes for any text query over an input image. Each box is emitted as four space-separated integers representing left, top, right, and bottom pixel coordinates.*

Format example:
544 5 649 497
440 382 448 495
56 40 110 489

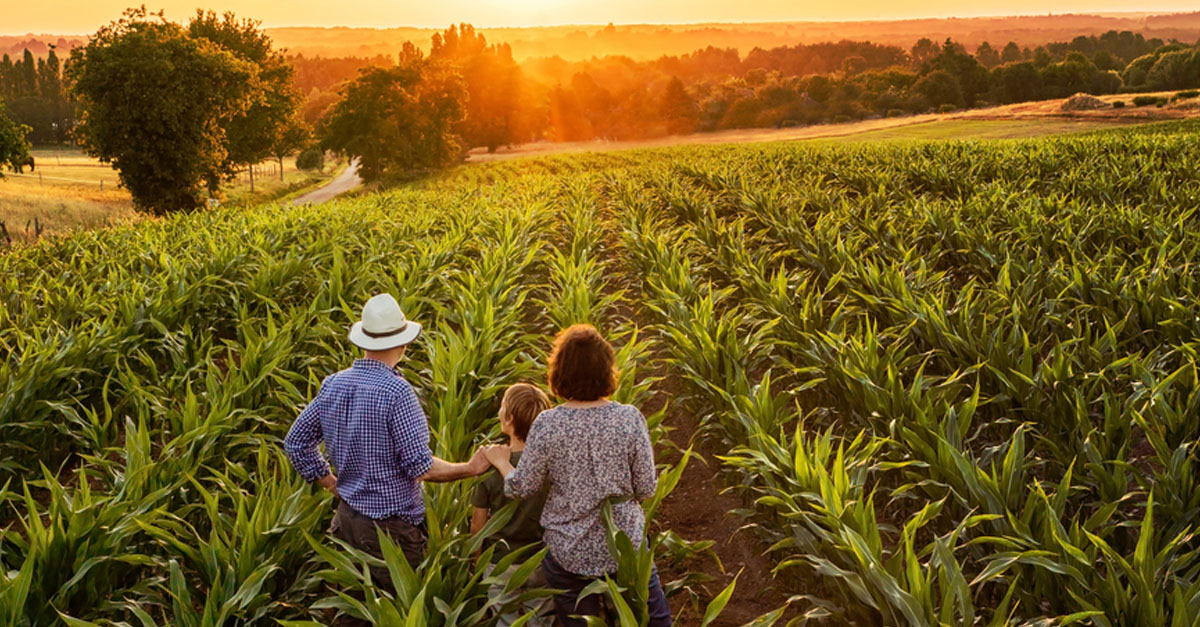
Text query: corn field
3 119 1200 625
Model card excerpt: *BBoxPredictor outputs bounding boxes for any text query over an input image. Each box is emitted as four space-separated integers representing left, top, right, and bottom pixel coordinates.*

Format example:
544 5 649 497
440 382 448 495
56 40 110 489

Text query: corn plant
5 120 1200 625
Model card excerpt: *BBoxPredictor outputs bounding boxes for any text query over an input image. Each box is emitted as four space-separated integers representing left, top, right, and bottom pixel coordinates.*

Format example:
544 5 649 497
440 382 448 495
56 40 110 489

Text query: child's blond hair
504 383 551 441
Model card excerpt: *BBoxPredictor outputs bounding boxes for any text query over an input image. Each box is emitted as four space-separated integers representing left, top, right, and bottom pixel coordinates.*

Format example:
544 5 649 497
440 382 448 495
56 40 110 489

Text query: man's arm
284 394 335 492
417 448 495 483
315 474 339 497
390 383 436 480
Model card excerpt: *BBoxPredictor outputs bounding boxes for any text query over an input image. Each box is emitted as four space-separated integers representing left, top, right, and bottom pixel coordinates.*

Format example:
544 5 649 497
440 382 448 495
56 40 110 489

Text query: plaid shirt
284 358 434 524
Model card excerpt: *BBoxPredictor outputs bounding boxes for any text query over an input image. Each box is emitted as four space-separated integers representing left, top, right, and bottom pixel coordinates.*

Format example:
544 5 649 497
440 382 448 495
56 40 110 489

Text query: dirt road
292 159 362 205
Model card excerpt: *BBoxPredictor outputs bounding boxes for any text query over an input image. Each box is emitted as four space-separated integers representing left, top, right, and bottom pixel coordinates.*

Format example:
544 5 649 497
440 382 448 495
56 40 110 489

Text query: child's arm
470 507 490 535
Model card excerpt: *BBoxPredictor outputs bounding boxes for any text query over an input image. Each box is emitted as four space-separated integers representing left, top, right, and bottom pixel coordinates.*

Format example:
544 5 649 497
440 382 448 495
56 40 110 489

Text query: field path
292 158 362 205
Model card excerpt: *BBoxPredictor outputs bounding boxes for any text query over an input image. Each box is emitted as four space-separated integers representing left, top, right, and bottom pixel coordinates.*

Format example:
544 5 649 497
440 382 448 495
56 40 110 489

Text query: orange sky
2 0 1196 35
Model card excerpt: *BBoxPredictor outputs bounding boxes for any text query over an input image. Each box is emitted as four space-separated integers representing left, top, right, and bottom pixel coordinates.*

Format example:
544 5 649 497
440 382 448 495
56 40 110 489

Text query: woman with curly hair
484 324 672 626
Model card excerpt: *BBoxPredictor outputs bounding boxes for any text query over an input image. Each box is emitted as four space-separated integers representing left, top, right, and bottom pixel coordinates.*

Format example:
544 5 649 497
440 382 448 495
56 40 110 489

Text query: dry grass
1 149 128 245
812 118 1137 143
0 171 138 247
0 148 337 247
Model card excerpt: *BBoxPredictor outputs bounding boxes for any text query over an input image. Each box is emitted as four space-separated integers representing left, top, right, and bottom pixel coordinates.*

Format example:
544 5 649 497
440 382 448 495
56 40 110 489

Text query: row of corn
4 119 1200 624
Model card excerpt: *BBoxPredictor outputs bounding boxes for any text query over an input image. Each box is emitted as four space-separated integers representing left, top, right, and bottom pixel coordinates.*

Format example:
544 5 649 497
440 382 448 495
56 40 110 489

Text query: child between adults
471 383 555 626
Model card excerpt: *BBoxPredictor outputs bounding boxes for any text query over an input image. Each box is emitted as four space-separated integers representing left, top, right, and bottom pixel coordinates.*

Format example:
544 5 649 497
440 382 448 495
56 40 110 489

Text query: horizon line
2 8 1197 39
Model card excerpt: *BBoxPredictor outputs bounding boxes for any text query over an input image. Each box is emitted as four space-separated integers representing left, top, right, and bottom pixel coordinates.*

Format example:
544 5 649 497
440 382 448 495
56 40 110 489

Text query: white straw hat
348 294 422 351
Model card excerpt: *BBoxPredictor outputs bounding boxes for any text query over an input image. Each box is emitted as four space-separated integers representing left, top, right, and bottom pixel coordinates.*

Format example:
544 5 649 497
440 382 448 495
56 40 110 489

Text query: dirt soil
648 375 800 626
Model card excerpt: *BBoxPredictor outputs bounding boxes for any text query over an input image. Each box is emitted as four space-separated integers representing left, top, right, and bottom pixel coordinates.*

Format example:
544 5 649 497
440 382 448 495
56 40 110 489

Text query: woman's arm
502 420 551 498
629 408 658 501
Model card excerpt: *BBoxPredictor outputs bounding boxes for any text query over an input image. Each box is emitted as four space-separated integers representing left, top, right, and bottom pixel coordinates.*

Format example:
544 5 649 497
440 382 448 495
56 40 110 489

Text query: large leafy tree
0 97 32 175
430 24 525 153
922 39 988 107
67 7 260 214
188 10 301 192
659 76 698 135
321 46 467 181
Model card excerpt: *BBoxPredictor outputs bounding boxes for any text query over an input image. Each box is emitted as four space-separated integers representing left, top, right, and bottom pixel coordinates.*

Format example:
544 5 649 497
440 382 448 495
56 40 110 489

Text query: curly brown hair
547 324 618 401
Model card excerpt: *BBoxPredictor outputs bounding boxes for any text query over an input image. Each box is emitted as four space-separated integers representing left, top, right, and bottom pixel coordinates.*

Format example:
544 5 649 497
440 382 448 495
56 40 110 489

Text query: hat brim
348 321 422 351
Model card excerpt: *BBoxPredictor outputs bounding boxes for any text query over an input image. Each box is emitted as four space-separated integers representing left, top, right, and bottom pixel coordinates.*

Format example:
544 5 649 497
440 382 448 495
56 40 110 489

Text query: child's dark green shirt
471 451 548 557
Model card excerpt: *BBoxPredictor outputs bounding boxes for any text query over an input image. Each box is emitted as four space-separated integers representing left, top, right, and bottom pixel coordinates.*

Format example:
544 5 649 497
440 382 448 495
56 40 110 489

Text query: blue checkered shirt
284 359 434 524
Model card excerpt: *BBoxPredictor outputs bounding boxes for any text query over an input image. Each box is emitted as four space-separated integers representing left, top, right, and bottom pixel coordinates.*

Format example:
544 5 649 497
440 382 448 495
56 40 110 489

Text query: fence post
39 172 43 186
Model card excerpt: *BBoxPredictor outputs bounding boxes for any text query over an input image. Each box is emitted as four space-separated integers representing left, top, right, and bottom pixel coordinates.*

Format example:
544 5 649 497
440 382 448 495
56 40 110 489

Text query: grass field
3 119 1200 625
812 117 1139 143
0 148 341 245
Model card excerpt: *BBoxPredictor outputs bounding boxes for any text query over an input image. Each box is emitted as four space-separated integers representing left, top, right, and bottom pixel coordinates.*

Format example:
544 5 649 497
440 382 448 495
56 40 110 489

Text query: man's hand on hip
316 473 339 498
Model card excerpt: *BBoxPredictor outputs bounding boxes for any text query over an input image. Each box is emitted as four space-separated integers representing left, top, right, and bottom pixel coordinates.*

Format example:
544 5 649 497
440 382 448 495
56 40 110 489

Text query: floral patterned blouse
504 401 658 576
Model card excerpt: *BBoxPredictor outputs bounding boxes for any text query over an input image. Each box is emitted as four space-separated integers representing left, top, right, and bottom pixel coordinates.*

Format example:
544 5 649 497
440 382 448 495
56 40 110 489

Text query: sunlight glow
1 0 1196 34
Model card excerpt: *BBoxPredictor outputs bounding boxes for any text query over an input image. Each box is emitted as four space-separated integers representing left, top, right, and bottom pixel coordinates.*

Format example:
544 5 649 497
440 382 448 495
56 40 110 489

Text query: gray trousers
331 501 428 626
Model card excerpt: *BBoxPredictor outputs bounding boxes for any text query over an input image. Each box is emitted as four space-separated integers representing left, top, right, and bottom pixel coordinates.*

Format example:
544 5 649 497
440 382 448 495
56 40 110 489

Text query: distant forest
3 21 1200 149
292 26 1199 148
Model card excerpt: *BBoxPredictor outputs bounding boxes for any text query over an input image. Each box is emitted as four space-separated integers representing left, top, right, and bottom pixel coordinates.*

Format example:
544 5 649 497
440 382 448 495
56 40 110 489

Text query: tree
68 7 259 214
269 115 311 181
1119 44 1191 91
989 62 1042 104
0 47 72 145
39 49 71 143
924 39 988 107
659 76 698 135
841 55 868 76
430 24 525 152
803 74 834 102
1092 50 1119 71
321 57 467 181
975 42 1000 68
548 85 592 141
914 70 963 108
0 97 32 175
189 10 301 193
1000 42 1023 64
1033 47 1053 69
1039 53 1098 98
19 50 36 97
295 147 324 172
1145 49 1200 90
911 38 939 67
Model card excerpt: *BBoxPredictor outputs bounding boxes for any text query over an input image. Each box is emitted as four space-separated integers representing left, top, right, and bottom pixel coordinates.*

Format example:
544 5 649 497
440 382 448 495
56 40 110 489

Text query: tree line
291 27 1195 150
3 11 1200 214
0 49 71 144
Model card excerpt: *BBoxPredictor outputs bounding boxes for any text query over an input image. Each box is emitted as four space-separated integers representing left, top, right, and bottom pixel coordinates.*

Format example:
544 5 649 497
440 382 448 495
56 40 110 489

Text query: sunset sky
3 0 1196 34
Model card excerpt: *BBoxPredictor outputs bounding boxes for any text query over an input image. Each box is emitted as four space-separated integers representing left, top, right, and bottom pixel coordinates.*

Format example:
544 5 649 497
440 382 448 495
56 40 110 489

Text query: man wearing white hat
285 293 496 583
